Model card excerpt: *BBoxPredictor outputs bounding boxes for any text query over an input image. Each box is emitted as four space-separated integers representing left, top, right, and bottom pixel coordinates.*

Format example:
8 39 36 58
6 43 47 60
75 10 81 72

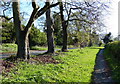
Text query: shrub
1 22 16 43
106 41 120 60
104 41 120 82
29 26 47 46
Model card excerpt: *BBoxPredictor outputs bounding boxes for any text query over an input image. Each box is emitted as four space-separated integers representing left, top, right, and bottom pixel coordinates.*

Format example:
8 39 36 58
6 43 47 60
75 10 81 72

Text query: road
0 50 47 59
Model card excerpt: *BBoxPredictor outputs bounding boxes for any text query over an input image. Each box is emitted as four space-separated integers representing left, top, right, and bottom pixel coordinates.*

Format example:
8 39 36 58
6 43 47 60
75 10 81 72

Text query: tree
62 1 110 47
46 0 55 53
1 20 46 46
12 0 59 59
59 0 68 52
53 13 63 45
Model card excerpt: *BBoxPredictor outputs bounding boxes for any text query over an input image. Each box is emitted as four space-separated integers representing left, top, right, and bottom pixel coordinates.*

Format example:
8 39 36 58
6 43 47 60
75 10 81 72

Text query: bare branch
24 0 39 33
0 15 13 20
32 0 39 9
69 18 94 24
35 2 60 19
24 1 59 33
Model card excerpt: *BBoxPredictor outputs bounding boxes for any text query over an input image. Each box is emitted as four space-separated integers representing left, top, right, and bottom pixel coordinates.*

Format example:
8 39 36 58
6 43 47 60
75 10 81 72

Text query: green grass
2 47 99 83
1 44 48 53
30 46 47 51
104 41 120 82
30 45 61 51
0 43 17 53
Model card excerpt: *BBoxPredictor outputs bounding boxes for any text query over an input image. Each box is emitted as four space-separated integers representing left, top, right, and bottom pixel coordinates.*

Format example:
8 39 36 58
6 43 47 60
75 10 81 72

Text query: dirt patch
1 54 60 73
0 60 16 73
30 55 59 64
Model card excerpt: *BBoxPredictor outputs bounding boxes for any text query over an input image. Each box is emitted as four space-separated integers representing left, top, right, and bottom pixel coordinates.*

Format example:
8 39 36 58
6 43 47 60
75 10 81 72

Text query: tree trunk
46 1 55 53
59 1 68 52
12 1 30 59
62 22 68 51
17 31 25 59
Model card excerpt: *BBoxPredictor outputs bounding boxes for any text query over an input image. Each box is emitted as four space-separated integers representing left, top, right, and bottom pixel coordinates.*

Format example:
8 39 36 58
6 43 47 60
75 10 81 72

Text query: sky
103 0 119 37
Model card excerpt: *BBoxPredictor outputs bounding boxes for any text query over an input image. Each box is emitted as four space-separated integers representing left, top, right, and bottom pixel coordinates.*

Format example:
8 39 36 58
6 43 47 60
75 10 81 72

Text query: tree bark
62 22 68 51
12 1 29 59
46 1 55 53
59 1 68 52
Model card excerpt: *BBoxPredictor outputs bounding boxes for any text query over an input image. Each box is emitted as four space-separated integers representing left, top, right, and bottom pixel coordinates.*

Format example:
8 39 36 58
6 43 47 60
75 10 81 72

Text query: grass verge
0 43 17 53
2 47 99 83
30 46 47 51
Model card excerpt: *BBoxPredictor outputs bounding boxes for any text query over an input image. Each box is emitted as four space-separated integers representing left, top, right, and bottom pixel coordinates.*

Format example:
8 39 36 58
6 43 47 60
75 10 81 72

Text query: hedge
105 41 120 60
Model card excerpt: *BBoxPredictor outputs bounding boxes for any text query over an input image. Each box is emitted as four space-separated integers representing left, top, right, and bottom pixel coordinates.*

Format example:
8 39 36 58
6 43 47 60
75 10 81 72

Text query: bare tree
46 0 54 53
59 1 68 52
57 0 110 50
12 0 59 59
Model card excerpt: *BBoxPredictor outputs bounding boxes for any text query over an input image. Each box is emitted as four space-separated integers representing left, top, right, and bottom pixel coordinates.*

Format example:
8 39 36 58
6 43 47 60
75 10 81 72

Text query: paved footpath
93 49 114 84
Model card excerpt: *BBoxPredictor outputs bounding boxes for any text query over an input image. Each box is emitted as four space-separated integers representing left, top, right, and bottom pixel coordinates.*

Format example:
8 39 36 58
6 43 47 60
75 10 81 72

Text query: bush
29 26 47 46
1 22 16 43
105 41 120 60
104 41 120 82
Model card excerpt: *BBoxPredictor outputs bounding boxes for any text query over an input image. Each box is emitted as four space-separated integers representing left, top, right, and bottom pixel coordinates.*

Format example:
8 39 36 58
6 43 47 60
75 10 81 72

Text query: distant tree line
1 20 47 47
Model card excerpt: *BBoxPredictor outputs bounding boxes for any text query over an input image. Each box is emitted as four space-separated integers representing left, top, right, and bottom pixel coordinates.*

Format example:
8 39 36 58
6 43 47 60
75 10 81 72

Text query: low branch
25 1 60 33
35 2 60 18
32 0 39 9
0 15 13 20
24 0 39 33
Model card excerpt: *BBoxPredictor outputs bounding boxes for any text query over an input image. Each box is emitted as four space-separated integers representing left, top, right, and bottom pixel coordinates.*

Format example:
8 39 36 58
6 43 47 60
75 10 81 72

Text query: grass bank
104 41 120 82
0 43 17 53
2 47 99 83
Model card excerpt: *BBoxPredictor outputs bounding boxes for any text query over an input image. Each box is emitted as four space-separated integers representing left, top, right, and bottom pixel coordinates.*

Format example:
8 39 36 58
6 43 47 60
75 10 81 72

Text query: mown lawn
2 47 99 83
